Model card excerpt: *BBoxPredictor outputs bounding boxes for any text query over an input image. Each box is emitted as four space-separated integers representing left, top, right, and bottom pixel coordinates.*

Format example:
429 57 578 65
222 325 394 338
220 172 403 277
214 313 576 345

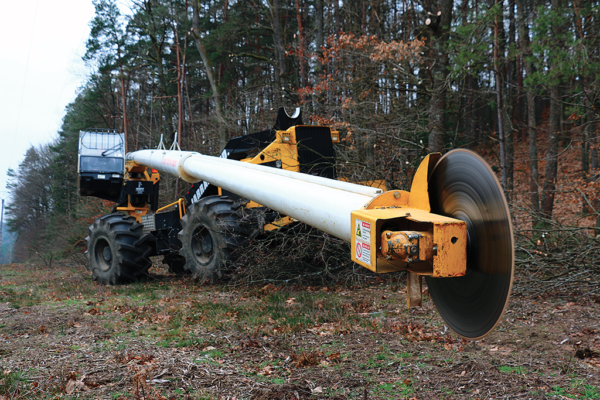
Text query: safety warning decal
355 242 371 264
354 219 372 265
355 219 371 242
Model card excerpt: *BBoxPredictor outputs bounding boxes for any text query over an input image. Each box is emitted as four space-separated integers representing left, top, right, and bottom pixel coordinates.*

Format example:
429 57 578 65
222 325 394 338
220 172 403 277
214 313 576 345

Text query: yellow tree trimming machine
77 108 514 339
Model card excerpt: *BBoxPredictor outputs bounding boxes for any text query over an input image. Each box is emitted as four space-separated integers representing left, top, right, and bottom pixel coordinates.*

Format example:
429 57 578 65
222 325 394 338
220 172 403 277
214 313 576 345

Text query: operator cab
78 130 125 202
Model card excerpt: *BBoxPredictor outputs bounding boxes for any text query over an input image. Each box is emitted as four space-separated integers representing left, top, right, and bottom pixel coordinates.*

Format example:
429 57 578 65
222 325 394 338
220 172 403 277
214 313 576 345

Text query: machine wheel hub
94 238 113 272
191 226 214 265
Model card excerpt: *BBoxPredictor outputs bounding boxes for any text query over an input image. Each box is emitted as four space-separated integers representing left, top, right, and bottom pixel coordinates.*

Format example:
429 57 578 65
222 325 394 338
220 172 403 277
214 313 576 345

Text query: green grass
498 365 528 375
1 287 41 308
0 264 390 348
548 386 573 398
200 349 225 358
325 381 415 399
0 370 28 397
110 392 133 398
4 263 599 400
172 386 211 399
372 382 415 397
254 376 287 385
580 384 600 399
546 383 600 399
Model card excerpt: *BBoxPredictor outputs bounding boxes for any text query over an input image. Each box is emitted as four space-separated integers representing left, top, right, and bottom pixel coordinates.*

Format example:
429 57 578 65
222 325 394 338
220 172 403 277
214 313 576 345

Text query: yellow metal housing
223 125 343 231
156 198 187 219
116 161 160 222
350 208 466 277
350 153 467 278
380 230 434 263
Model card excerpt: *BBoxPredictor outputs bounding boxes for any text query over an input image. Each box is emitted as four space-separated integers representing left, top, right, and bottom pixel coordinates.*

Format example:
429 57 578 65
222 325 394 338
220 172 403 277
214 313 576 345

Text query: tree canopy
4 0 600 262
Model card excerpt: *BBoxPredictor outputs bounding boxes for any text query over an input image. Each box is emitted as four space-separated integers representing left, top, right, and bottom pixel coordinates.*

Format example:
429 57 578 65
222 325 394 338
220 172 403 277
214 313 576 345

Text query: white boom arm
127 149 383 242
126 148 510 341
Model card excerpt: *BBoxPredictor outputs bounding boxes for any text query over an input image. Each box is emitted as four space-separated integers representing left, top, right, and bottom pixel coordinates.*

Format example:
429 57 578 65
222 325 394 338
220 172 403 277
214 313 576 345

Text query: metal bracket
407 272 423 307
406 233 422 263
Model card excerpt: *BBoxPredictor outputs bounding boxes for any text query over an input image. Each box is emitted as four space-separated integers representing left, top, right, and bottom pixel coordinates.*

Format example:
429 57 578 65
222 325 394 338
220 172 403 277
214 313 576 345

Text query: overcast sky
0 0 96 202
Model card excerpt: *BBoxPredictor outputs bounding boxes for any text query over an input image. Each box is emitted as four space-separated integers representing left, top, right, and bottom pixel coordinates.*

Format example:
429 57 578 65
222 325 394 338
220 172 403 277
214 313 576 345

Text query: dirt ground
0 262 599 400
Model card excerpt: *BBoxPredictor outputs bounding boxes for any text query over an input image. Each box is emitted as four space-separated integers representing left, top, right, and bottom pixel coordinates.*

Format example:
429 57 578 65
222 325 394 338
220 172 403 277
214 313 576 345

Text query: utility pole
0 198 4 258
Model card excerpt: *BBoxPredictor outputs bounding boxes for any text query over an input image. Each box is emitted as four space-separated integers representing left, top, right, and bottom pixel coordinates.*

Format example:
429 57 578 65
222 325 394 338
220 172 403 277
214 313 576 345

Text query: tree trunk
517 0 540 226
119 74 128 152
574 2 591 214
175 28 184 147
270 0 287 93
459 0 472 148
334 0 341 34
142 0 176 143
191 0 226 149
314 0 325 113
494 1 507 189
540 0 562 220
506 0 515 196
315 0 324 54
295 0 308 88
426 0 453 153
541 87 560 220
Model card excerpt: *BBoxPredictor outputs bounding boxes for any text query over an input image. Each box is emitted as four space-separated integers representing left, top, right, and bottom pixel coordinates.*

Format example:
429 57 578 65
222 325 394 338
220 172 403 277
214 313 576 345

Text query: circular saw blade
426 149 514 340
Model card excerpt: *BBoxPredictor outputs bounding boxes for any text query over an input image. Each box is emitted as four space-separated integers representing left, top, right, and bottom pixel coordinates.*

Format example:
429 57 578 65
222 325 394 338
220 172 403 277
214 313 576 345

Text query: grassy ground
0 261 599 399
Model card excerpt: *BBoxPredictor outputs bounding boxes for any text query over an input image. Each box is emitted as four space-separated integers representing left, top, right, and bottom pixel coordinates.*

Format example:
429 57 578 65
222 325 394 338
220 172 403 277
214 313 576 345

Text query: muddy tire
163 254 190 275
85 213 153 285
178 196 254 282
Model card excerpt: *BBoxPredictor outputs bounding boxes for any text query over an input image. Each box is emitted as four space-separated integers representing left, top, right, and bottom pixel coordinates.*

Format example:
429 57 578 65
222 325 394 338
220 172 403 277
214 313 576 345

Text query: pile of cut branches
228 213 385 286
514 219 600 298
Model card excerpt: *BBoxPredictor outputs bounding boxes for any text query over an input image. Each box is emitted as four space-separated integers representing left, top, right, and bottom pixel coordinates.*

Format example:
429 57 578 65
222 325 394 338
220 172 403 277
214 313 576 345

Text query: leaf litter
0 262 599 399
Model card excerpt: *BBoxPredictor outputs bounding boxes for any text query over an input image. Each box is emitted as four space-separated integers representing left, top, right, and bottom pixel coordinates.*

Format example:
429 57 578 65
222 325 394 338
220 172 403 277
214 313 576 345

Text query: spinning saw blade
426 150 514 340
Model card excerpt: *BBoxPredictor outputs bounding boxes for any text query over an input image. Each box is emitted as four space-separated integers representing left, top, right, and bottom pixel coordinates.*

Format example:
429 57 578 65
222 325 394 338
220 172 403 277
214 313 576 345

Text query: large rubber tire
85 213 153 285
178 196 253 282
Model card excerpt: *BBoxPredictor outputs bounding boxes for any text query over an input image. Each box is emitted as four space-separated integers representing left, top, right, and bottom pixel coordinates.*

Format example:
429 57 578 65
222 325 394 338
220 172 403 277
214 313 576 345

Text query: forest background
2 0 599 279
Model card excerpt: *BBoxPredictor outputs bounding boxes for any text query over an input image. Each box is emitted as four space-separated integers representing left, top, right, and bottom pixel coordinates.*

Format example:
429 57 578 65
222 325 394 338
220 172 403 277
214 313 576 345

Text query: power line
0 198 4 253
10 0 40 167
50 28 91 135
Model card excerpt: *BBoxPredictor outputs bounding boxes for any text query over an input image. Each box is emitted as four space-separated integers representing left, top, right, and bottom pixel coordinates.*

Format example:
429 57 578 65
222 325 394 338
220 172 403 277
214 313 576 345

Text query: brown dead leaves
84 307 104 316
290 351 341 368
111 352 163 399
84 304 174 327
259 284 277 295
113 352 155 366
64 371 101 395
509 137 600 231
65 371 90 394
574 340 600 367
296 30 425 116
323 32 425 65
291 351 319 368
370 37 426 63
306 323 349 337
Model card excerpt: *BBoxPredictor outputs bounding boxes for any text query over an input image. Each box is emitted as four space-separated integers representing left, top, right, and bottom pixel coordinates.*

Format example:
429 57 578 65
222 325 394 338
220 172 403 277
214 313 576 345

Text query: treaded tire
178 196 252 282
85 213 153 285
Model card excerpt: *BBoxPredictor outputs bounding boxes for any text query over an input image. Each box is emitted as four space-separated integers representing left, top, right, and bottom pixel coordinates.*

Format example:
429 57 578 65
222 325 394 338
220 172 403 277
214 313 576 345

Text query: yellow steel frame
218 125 340 231
350 154 468 278
235 125 339 172
156 198 187 219
116 161 160 222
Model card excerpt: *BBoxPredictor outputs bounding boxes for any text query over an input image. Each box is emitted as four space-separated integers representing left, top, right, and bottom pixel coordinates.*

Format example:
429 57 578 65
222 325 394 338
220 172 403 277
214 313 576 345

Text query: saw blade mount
426 149 514 340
